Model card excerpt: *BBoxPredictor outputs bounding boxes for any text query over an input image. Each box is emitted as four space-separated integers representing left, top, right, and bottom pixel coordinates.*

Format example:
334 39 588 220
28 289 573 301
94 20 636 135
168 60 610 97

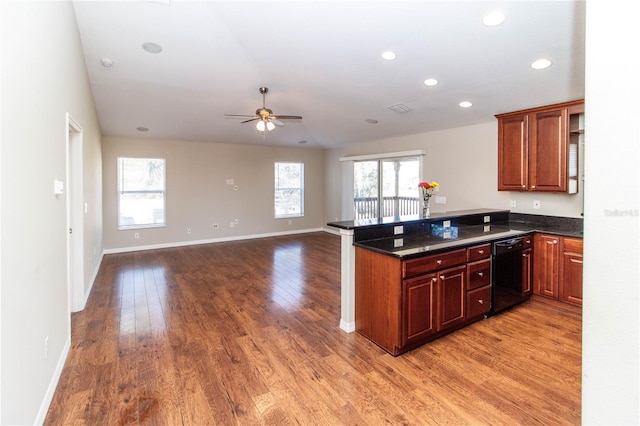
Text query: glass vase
422 199 430 218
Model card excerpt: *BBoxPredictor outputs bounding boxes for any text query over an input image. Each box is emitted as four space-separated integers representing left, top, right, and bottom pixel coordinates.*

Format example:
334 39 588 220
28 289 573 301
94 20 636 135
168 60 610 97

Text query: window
117 157 166 229
354 157 420 220
274 162 304 218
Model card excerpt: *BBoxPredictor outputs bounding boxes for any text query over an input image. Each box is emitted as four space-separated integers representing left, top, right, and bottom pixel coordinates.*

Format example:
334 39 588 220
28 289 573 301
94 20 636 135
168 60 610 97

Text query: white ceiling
72 1 585 149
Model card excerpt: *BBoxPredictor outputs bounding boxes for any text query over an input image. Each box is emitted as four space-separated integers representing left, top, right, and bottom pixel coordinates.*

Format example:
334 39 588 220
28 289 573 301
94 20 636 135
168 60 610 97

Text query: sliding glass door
353 157 420 220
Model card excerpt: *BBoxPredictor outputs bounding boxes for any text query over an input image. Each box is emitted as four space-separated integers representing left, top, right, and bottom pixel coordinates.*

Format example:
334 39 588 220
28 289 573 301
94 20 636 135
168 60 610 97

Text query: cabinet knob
532 185 536 189
553 240 558 244
478 250 484 254
478 272 484 277
441 275 445 280
432 278 437 283
436 259 442 265
478 299 484 304
522 185 526 188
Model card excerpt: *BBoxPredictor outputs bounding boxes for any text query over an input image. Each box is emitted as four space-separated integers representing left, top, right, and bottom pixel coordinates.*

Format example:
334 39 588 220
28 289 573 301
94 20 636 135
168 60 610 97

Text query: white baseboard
340 319 356 333
104 227 328 254
34 336 71 425
84 251 104 307
323 226 342 236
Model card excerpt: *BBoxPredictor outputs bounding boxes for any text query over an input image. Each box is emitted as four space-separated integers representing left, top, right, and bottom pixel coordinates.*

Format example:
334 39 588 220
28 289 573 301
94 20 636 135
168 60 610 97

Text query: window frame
274 161 305 219
117 156 167 230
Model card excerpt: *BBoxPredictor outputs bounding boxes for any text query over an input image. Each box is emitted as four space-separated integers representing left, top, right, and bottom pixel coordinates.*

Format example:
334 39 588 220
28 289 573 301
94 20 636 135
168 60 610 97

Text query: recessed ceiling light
381 51 396 61
365 119 378 124
531 58 552 70
459 101 473 108
142 42 163 54
136 127 149 132
483 11 505 27
100 57 114 67
424 78 439 86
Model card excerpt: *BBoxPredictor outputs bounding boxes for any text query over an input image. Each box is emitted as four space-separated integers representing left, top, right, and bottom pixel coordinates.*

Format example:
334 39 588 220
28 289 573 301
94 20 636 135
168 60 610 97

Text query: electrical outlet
187 228 192 234
230 222 235 228
533 200 541 209
435 196 446 204
213 223 219 229
510 199 517 208
134 232 139 239
234 219 239 224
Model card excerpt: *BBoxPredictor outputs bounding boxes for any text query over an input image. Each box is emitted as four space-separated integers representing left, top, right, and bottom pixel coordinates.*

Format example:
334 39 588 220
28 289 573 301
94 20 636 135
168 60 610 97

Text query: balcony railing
354 196 420 220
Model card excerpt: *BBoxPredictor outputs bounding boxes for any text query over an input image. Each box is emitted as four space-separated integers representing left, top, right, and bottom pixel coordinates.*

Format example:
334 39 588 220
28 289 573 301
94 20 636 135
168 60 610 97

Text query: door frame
66 113 85 313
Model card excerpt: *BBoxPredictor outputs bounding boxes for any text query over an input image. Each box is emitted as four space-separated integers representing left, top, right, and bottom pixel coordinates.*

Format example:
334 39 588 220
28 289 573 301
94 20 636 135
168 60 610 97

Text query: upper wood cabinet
496 100 584 193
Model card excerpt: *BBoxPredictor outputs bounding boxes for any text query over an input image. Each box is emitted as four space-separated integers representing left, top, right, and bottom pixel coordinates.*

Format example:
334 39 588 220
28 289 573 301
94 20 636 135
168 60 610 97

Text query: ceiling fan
225 87 302 132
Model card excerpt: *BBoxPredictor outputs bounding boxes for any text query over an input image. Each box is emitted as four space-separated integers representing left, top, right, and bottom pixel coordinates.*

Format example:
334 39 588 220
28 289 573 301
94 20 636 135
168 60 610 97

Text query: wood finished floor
45 232 581 425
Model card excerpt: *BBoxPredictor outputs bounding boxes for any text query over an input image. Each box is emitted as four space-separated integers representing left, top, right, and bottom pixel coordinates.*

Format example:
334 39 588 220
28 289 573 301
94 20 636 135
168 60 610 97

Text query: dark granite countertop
354 224 532 259
326 208 509 231
332 209 582 259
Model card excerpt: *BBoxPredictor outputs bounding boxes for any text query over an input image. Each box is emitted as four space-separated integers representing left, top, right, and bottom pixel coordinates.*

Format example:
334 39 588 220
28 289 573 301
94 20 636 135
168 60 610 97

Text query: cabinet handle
478 299 484 304
532 185 536 189
553 240 558 244
441 276 445 280
436 259 442 265
478 250 484 254
522 185 526 189
478 272 484 277
432 278 437 283
525 240 531 244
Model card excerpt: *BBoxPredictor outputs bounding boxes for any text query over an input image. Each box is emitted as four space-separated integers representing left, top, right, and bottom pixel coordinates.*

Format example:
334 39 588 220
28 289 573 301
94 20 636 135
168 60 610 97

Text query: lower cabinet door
402 274 436 347
466 285 491 319
437 265 466 331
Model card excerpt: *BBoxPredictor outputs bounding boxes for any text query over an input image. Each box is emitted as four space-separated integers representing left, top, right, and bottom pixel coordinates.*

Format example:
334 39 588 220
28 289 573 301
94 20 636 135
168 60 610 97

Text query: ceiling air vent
388 103 412 114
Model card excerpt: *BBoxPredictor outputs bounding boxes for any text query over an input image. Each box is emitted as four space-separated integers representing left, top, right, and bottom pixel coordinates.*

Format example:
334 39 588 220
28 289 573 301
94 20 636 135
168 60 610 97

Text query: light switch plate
394 238 404 247
484 215 491 223
443 220 451 228
394 225 404 235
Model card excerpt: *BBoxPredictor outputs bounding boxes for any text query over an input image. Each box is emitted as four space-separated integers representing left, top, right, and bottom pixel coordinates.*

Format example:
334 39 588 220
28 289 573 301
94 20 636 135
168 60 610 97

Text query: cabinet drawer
467 243 491 262
466 259 491 290
403 249 466 278
522 234 533 249
563 237 583 253
466 285 491 318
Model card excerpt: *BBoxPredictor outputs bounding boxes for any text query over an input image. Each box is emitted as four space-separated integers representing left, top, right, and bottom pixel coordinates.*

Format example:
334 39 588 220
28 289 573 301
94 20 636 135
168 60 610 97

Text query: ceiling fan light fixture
266 121 275 131
256 120 266 132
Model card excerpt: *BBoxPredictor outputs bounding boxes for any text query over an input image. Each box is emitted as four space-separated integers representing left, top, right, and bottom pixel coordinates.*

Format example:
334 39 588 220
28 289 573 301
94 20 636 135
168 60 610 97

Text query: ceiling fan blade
272 115 302 120
241 117 260 124
271 119 285 126
225 114 257 118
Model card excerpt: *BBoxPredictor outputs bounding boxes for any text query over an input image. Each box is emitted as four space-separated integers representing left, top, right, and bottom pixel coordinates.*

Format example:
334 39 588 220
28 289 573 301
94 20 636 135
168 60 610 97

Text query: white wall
324 121 584 222
582 1 640 423
102 136 325 251
0 2 103 424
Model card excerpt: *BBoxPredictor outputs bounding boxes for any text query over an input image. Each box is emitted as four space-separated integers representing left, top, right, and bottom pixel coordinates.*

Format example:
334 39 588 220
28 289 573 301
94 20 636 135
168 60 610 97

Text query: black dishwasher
491 237 528 314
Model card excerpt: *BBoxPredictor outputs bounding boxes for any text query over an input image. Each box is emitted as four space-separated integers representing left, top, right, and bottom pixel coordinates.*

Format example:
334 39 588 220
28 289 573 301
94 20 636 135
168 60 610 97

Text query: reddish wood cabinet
356 245 483 356
534 234 583 306
561 238 583 306
497 100 583 193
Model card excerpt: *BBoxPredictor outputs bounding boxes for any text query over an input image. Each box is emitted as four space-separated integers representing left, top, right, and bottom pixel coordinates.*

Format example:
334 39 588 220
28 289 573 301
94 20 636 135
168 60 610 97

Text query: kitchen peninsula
327 209 582 355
